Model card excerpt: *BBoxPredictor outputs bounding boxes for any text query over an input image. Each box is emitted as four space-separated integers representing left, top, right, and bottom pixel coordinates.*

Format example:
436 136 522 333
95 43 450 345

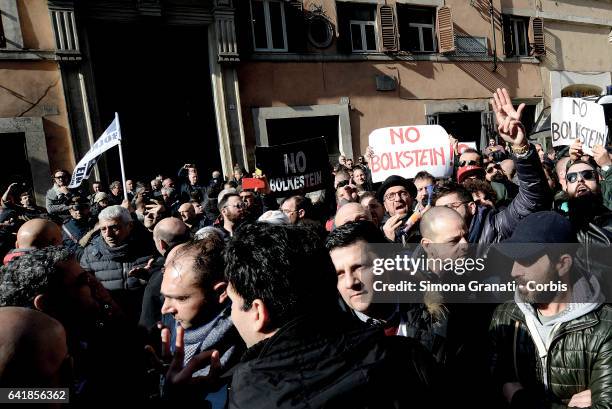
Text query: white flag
68 117 121 188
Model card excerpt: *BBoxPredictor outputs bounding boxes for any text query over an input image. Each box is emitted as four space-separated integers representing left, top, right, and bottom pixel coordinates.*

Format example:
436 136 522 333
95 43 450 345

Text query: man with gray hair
80 205 156 321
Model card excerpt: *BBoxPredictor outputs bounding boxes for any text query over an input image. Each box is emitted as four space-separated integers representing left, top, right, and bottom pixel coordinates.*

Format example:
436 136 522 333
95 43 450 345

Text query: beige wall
17 0 56 50
0 1 74 174
238 60 542 156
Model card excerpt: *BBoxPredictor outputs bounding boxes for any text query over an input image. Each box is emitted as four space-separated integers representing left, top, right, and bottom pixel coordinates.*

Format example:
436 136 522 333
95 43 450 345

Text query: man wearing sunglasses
45 169 78 221
218 192 247 238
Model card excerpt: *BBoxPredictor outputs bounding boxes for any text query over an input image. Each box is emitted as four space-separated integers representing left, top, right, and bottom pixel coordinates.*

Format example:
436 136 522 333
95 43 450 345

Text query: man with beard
217 192 246 238
485 162 518 205
0 247 148 402
490 211 611 409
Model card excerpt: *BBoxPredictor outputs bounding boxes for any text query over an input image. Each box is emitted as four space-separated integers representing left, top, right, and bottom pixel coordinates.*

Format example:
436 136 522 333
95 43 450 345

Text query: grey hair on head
98 205 132 224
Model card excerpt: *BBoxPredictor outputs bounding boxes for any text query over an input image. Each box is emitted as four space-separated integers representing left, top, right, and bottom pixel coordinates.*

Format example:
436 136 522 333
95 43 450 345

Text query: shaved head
153 217 189 256
420 206 466 242
16 219 62 249
334 202 372 228
0 307 67 387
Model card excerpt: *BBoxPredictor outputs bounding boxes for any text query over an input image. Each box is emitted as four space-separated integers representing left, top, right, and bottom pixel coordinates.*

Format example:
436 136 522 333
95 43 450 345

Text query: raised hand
569 139 584 161
491 88 527 148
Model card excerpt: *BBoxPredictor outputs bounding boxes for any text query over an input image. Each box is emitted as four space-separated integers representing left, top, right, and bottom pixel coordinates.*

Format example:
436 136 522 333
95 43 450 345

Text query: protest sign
368 125 453 182
458 141 477 154
255 137 330 197
551 98 608 155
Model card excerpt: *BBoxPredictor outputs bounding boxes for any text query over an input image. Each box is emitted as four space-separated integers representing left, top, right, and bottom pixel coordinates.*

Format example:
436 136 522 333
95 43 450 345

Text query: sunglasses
459 160 479 167
566 170 596 183
486 165 501 174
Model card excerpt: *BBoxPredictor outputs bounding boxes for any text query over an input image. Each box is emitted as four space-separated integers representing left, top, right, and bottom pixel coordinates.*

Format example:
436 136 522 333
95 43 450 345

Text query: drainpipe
489 0 498 72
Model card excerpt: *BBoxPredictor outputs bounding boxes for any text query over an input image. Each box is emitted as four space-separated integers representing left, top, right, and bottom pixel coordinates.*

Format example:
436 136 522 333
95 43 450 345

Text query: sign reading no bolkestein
368 125 453 183
255 137 330 198
551 98 608 155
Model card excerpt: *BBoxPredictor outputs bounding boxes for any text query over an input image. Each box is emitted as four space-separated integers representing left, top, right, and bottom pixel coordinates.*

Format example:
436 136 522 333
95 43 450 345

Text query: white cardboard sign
368 125 453 183
551 97 608 155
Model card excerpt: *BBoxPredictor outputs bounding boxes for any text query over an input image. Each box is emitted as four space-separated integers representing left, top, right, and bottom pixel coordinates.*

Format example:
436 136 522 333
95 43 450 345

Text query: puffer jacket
471 145 551 245
490 300 612 408
80 227 155 291
228 311 442 409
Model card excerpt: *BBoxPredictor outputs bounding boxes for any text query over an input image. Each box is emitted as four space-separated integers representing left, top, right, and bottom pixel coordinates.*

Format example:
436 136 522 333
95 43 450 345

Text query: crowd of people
0 88 611 408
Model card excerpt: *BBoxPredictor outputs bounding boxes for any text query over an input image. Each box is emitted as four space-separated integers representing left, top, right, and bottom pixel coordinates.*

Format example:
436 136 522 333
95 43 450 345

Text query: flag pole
115 112 129 202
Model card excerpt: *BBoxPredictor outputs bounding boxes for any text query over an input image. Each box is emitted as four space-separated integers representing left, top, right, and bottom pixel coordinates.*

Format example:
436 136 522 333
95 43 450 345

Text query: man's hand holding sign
552 97 608 156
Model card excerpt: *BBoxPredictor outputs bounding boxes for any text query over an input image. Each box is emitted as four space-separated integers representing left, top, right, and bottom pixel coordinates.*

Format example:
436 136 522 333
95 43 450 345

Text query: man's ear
213 281 228 304
556 254 573 279
33 294 47 311
251 299 270 333
297 209 305 219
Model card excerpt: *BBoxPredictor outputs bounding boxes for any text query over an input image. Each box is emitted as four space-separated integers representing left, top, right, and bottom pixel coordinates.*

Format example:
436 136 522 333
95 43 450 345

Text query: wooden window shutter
379 5 397 52
531 17 545 56
436 6 455 53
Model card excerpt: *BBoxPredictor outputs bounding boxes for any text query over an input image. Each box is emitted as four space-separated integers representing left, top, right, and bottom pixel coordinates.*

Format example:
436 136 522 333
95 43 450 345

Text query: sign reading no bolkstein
551 98 608 155
368 125 453 183
255 137 330 197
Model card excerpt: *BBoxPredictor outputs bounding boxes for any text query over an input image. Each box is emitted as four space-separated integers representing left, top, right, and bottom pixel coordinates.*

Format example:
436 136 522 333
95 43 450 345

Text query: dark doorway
85 19 220 184
266 115 339 162
0 132 34 194
437 112 483 147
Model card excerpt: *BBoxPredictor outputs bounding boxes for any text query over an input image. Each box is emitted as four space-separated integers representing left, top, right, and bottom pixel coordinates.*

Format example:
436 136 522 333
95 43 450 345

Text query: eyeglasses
282 209 297 215
442 201 470 210
384 191 410 201
459 160 480 167
224 202 246 210
337 180 350 188
486 165 501 174
566 170 596 183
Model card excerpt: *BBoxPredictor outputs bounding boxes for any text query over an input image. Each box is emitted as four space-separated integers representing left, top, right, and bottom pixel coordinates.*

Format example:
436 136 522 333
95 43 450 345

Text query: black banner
255 137 330 197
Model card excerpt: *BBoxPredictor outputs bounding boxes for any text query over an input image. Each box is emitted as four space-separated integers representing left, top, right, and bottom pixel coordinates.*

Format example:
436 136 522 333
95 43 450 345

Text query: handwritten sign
368 125 453 183
551 98 608 155
255 137 330 197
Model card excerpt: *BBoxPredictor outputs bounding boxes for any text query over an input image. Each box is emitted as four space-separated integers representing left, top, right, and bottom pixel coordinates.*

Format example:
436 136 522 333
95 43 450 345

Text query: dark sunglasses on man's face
566 170 596 183
486 165 501 174
459 160 479 167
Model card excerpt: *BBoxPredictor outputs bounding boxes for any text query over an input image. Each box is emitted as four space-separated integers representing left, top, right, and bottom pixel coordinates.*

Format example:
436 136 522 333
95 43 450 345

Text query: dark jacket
490 298 612 408
62 216 96 260
470 145 551 245
228 312 441 409
80 227 155 291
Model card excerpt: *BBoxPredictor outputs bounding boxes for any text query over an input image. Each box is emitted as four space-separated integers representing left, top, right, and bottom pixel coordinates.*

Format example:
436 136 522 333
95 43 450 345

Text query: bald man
334 202 372 228
0 307 68 388
420 207 468 270
140 217 190 331
3 219 62 265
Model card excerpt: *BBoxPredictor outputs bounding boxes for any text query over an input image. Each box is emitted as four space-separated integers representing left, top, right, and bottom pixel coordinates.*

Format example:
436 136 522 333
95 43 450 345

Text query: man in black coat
433 89 551 245
222 223 441 408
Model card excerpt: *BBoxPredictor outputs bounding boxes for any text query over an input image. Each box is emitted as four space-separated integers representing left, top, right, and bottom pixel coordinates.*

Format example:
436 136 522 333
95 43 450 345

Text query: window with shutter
436 6 455 53
379 5 397 52
502 14 529 57
532 17 545 56
337 3 378 53
397 5 436 53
